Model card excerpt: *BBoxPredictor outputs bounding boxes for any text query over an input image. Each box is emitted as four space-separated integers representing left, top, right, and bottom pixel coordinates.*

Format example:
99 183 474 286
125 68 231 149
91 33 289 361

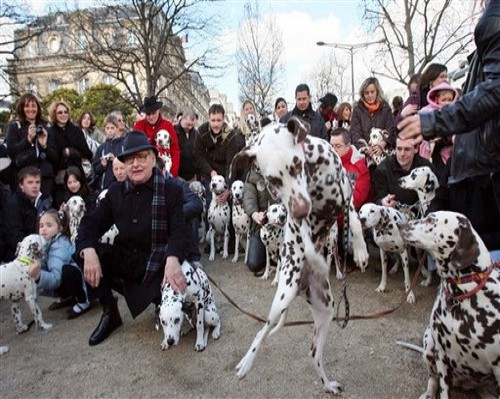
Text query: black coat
175 123 199 181
420 0 500 184
76 174 190 316
350 100 396 149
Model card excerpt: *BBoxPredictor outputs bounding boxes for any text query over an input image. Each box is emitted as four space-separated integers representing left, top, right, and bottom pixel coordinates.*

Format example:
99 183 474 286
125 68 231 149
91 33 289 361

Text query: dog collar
443 262 498 309
17 256 34 265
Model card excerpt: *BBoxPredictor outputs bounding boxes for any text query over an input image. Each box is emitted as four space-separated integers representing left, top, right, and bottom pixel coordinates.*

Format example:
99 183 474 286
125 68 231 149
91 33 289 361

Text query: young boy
92 114 124 192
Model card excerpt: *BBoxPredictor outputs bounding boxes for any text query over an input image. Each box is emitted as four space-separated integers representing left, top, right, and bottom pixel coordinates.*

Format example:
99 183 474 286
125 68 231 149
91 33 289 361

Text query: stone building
7 8 211 122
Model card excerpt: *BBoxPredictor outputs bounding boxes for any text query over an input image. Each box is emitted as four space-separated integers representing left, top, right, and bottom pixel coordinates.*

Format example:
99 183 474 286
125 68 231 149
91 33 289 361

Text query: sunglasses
56 110 69 115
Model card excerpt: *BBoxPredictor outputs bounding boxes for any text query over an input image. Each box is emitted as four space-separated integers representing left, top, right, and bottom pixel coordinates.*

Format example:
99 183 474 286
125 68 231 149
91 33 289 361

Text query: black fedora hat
140 95 163 114
117 130 158 162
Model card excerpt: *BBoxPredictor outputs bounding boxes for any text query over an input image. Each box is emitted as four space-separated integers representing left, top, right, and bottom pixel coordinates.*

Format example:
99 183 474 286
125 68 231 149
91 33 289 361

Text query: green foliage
39 84 135 128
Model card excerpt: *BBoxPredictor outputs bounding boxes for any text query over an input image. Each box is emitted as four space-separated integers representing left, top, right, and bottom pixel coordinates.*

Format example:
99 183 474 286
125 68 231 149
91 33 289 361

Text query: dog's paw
375 284 386 293
389 264 399 275
323 380 343 394
336 270 345 280
231 255 238 263
271 277 279 287
161 340 170 350
222 251 229 259
194 342 206 352
208 253 215 261
212 327 221 340
15 324 29 334
40 322 53 331
260 271 269 280
0 346 9 355
420 278 432 287
406 291 416 304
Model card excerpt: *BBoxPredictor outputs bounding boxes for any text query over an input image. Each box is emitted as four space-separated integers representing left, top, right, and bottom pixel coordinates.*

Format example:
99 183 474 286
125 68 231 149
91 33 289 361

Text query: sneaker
67 300 91 320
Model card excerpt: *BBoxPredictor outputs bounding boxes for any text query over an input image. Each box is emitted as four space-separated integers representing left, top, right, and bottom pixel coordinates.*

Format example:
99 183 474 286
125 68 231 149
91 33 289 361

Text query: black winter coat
350 100 396 149
420 0 500 184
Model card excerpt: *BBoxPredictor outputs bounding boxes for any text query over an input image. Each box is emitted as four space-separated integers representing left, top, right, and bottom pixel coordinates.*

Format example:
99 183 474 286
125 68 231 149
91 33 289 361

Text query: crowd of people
0 0 498 347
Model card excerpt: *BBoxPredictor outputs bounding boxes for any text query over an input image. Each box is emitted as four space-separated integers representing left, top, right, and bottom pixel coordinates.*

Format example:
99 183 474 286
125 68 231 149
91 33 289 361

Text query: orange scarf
363 100 380 115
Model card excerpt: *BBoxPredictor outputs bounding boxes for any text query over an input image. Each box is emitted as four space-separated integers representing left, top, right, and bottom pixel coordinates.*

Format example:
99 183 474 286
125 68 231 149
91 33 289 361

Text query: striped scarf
143 167 167 285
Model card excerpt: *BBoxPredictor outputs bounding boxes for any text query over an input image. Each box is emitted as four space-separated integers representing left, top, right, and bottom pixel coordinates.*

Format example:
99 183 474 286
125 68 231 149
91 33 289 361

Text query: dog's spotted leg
222 223 230 260
400 249 415 304
376 249 388 293
11 302 29 333
419 326 439 399
347 202 369 271
194 301 206 352
232 231 240 263
25 294 53 330
208 226 216 261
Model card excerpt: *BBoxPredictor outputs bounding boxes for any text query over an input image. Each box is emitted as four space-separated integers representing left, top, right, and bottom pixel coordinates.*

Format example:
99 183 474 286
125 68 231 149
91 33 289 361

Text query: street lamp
316 39 384 103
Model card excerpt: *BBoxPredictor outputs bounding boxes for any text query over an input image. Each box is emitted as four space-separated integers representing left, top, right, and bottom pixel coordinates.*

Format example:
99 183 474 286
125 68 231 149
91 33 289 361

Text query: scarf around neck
363 100 381 115
143 167 167 285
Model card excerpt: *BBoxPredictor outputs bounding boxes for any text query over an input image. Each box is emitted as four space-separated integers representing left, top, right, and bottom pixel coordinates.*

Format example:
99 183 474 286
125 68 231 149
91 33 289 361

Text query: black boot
89 297 122 346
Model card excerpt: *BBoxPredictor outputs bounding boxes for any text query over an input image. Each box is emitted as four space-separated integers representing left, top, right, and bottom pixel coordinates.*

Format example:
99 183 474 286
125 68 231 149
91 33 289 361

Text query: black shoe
89 298 122 346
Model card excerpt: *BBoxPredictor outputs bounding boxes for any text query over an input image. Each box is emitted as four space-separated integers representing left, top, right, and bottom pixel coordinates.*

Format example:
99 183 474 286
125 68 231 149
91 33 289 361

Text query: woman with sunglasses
48 100 93 207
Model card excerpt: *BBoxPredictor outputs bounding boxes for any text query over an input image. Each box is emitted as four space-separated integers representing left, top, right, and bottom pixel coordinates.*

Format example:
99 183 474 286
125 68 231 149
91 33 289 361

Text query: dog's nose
167 337 175 346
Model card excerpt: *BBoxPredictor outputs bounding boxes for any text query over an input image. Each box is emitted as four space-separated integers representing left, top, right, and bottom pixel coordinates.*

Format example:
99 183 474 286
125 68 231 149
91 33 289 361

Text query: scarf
143 167 168 285
363 100 381 115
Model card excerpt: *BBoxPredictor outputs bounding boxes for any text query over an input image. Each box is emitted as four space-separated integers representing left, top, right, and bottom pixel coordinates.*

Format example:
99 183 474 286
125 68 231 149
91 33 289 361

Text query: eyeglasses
56 110 69 115
123 152 150 165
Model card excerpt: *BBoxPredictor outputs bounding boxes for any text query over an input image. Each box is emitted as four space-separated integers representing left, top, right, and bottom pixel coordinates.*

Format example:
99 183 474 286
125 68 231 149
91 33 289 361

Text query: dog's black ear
449 216 480 270
287 116 310 143
230 146 256 180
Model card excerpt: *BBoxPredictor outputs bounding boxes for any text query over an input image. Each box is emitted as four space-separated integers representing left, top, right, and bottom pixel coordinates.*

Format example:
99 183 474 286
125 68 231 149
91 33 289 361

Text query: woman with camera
5 93 58 198
48 100 93 207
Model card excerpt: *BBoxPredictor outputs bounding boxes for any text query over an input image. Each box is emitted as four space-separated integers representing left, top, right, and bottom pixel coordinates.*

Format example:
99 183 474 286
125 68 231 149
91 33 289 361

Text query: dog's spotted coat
259 203 287 285
0 234 53 354
358 127 394 168
64 195 86 244
231 117 369 393
398 166 439 217
230 180 250 263
207 175 231 261
359 203 415 303
399 211 500 399
159 261 221 352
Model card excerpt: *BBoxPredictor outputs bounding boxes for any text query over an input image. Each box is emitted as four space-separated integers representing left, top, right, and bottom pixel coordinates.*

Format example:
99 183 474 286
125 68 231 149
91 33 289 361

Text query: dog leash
205 251 427 327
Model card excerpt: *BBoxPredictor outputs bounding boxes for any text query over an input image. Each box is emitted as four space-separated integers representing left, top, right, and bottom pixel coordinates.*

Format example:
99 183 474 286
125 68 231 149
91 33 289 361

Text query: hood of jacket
426 82 459 108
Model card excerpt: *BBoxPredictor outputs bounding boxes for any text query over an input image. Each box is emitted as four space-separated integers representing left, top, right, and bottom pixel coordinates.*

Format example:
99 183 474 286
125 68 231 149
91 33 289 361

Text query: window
77 78 89 93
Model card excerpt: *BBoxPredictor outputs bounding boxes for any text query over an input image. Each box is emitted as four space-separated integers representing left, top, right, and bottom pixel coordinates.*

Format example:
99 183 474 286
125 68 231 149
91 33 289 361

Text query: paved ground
1 250 474 398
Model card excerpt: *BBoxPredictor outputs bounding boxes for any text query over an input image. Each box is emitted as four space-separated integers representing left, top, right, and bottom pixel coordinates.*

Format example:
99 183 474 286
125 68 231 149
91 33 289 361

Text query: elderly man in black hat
76 131 190 346
133 95 181 177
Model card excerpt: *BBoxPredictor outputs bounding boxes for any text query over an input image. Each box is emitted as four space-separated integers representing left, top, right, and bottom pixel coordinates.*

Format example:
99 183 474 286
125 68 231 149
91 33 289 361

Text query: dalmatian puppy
245 114 261 145
259 203 286 285
155 129 173 173
358 203 415 304
207 175 231 261
399 166 439 216
159 260 221 352
358 128 394 168
398 211 500 399
63 195 86 244
94 189 120 245
0 234 52 354
189 180 207 243
231 117 369 394
230 180 250 263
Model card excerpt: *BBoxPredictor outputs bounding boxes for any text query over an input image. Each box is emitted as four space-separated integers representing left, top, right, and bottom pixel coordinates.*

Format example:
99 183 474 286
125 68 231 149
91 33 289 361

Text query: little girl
28 209 91 319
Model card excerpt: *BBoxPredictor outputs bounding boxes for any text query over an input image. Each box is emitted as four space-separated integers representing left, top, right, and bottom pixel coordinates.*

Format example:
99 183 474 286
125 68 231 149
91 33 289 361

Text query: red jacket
133 116 180 176
339 145 372 210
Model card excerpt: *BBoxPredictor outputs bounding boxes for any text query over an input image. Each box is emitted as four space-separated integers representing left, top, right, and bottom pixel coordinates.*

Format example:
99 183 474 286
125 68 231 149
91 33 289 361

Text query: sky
22 0 469 111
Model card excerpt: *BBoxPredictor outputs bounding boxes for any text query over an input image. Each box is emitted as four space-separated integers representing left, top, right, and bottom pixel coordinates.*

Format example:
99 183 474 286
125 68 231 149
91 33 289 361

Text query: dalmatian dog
245 114 261 145
189 180 207 243
63 195 86 243
159 260 221 352
0 234 53 354
259 203 287 285
207 175 231 261
230 180 250 263
95 189 120 245
399 166 439 216
358 128 394 168
358 203 415 304
155 129 173 173
230 117 369 394
325 222 344 280
398 211 500 399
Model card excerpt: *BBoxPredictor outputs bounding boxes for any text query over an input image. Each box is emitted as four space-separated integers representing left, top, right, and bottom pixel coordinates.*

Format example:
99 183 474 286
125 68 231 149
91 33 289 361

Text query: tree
236 0 284 114
0 0 48 99
51 0 221 111
361 0 479 86
307 51 350 103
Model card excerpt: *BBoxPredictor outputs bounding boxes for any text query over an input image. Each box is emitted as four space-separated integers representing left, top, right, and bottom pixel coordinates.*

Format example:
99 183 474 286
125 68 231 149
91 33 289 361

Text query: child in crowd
28 209 91 319
92 114 124 192
61 166 97 213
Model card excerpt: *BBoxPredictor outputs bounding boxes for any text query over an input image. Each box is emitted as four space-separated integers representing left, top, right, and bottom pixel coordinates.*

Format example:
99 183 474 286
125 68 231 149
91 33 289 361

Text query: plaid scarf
143 167 168 285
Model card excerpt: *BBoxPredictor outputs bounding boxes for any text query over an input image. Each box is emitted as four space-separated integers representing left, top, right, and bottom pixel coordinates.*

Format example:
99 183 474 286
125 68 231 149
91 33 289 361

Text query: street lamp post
316 40 384 103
